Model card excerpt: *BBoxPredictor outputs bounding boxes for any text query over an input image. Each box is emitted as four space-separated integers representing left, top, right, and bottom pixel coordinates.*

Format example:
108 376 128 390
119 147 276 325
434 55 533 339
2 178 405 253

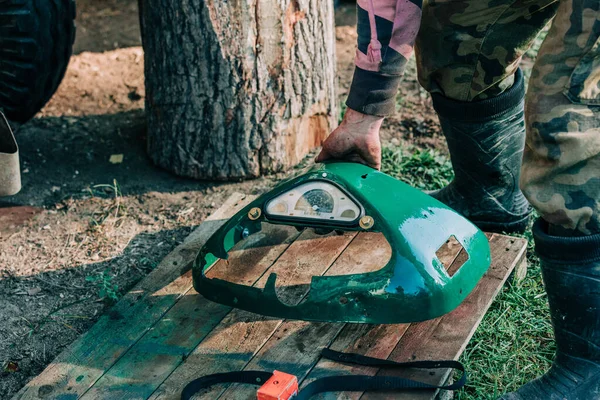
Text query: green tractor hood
192 162 491 324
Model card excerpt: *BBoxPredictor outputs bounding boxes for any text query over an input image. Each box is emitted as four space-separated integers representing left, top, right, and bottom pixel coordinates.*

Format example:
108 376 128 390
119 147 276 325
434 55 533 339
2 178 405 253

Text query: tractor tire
0 0 76 123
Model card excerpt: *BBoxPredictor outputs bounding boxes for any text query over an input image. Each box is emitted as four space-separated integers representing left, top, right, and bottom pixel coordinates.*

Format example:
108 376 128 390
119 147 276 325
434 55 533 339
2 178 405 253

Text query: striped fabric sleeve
346 0 423 117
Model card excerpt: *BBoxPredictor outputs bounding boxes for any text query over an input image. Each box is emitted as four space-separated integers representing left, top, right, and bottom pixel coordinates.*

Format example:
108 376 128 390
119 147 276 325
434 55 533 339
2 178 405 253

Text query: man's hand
316 108 384 170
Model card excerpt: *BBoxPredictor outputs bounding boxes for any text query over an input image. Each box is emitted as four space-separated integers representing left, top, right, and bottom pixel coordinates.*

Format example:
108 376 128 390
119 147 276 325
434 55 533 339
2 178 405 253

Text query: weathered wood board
16 193 528 400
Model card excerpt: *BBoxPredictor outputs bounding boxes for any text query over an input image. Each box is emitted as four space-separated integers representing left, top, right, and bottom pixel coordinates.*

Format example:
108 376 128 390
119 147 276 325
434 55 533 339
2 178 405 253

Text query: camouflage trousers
415 0 600 235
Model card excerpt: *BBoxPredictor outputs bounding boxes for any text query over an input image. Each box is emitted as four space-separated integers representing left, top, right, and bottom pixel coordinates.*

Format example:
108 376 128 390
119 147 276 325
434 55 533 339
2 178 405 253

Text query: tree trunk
140 0 337 180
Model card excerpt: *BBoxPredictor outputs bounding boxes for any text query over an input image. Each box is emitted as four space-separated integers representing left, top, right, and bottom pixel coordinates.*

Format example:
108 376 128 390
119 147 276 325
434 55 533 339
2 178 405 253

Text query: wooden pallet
15 193 528 400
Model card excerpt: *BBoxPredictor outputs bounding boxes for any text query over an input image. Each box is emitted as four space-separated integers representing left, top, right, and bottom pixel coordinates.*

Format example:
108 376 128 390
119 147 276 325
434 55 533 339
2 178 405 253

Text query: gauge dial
295 189 335 214
265 181 362 224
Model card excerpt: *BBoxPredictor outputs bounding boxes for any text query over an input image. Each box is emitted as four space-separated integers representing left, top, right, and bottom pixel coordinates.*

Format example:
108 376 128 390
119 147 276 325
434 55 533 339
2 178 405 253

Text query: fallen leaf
109 154 124 164
4 361 19 373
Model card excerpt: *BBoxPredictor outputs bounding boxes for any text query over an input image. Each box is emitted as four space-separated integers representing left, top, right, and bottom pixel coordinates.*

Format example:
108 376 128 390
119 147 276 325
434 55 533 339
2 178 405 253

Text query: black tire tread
0 0 75 122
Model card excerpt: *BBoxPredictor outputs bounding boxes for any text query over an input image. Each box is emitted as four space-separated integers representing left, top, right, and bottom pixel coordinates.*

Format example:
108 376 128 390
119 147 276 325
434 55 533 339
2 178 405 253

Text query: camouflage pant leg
521 0 600 235
415 0 559 101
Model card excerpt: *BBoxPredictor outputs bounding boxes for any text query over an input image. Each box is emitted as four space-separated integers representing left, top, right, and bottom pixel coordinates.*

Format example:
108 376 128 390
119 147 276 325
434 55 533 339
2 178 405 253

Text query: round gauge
268 201 288 214
295 189 335 214
340 209 357 219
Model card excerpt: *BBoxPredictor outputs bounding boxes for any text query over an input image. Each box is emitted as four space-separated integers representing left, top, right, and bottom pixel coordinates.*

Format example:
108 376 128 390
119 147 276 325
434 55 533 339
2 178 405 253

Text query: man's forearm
347 0 423 117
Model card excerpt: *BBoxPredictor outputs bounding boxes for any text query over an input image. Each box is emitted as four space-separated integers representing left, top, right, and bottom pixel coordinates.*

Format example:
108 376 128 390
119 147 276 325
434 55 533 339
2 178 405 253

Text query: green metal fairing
192 162 491 324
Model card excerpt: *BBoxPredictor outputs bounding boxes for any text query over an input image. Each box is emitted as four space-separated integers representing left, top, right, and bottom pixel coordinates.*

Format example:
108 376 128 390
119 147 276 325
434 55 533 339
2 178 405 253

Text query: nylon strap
181 348 467 400
181 371 273 400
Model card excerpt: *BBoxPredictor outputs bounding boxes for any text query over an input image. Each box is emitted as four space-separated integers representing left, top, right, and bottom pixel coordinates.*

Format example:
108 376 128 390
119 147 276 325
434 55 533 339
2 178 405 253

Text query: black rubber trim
181 348 467 400
534 219 600 264
431 68 525 122
181 371 273 400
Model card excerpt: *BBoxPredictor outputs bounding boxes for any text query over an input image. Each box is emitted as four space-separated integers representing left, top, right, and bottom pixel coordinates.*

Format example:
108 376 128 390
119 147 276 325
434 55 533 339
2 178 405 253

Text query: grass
381 146 454 190
87 179 127 230
380 145 554 399
339 101 348 124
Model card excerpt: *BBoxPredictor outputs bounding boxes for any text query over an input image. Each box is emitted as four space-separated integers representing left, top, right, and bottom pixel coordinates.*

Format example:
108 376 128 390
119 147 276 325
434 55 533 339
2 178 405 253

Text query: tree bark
141 0 337 180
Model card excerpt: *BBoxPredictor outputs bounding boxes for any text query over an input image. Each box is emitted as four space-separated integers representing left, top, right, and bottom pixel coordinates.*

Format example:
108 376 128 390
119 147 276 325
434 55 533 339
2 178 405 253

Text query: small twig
59 322 77 332
22 297 95 337
58 233 72 257
48 298 95 317
53 314 91 320
35 276 87 291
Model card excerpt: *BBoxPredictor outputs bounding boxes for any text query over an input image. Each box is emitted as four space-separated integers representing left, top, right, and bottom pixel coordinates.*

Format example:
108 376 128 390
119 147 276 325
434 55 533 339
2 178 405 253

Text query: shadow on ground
7 111 272 207
0 226 196 397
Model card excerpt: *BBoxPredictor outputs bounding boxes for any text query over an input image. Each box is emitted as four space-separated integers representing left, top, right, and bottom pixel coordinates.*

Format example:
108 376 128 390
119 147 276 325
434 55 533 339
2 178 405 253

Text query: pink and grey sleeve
346 0 422 117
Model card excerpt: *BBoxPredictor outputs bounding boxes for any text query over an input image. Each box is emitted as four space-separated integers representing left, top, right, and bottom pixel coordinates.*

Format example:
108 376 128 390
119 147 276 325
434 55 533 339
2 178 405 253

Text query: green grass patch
381 146 453 190
380 146 553 398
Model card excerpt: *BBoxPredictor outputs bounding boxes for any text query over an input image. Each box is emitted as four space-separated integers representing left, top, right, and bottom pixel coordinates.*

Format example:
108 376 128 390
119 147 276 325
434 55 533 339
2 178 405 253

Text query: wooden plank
513 256 528 285
150 230 480 400
203 229 357 400
253 230 358 305
218 321 345 399
20 185 528 400
361 234 528 400
218 232 393 399
323 232 391 276
148 310 280 400
150 230 356 399
80 224 300 399
435 236 464 271
14 193 256 400
81 284 231 400
300 232 465 400
304 324 411 400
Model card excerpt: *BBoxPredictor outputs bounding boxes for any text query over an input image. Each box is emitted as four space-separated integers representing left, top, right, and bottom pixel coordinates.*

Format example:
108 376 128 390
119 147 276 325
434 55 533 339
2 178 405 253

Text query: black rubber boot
429 69 531 233
499 220 600 400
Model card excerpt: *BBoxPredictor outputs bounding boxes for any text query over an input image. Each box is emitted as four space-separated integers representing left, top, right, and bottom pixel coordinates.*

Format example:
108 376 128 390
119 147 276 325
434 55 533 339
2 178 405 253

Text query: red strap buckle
257 371 299 400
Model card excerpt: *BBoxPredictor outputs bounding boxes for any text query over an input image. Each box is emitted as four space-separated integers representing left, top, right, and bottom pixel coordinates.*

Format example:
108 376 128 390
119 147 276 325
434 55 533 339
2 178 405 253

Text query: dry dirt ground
0 1 443 397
